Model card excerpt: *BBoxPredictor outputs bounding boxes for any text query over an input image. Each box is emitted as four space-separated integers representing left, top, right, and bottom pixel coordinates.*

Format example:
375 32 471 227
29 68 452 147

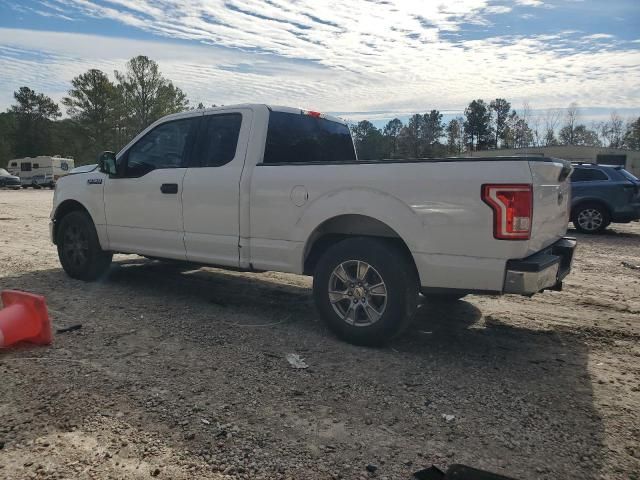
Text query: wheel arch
302 214 417 277
52 199 92 244
570 198 612 220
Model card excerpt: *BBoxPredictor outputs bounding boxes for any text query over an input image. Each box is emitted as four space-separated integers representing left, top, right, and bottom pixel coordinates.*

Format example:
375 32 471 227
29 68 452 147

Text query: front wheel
572 203 610 234
313 237 419 346
56 211 112 281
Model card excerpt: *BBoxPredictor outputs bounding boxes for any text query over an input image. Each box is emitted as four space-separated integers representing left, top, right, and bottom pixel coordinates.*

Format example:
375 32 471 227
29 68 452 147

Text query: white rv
6 156 74 188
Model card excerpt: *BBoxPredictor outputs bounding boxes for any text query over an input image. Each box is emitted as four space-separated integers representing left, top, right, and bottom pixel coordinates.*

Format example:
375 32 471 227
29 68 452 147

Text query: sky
0 0 639 126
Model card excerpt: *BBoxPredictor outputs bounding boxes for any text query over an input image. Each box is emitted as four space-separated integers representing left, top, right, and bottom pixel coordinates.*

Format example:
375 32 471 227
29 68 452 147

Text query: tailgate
528 158 572 254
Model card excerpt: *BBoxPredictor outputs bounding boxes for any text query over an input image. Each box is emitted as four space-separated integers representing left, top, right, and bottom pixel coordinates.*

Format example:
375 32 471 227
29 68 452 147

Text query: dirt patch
0 190 639 479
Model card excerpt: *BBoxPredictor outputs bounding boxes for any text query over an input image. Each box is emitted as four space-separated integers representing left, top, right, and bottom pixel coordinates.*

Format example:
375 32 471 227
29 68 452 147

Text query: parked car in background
6 156 74 189
0 168 21 189
570 163 640 233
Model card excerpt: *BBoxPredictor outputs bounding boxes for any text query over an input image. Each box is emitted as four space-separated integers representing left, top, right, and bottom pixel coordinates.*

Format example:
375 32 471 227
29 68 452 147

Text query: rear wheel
56 211 112 281
313 237 419 346
572 203 610 234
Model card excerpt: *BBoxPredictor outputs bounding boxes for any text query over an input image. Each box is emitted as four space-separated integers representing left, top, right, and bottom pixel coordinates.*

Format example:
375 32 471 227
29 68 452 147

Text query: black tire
423 293 466 303
56 210 112 281
313 237 419 346
572 202 610 234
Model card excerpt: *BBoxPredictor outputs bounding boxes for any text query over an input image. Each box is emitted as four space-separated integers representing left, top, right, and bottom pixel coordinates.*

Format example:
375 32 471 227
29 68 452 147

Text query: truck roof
196 103 348 125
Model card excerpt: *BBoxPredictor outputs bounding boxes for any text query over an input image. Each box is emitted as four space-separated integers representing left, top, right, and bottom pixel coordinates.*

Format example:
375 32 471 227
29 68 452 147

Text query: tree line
351 100 640 160
0 55 198 168
1 54 639 167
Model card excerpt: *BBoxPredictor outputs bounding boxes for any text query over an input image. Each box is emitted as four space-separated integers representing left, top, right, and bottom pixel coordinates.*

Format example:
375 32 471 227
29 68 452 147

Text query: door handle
160 183 178 194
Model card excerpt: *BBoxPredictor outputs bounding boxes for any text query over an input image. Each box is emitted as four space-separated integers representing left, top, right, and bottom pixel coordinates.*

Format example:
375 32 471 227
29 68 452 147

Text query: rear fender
295 187 423 268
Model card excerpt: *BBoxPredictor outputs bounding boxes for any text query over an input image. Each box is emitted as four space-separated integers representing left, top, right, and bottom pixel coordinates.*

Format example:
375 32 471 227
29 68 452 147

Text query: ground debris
56 324 82 334
285 353 308 369
621 261 640 270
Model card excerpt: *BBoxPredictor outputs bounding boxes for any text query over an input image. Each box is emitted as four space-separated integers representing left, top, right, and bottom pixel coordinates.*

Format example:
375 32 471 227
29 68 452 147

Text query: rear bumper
503 237 576 295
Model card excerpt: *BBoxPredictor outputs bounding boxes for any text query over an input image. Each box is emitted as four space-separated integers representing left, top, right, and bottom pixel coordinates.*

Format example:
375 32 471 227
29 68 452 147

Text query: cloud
514 0 545 6
0 0 638 118
583 33 615 40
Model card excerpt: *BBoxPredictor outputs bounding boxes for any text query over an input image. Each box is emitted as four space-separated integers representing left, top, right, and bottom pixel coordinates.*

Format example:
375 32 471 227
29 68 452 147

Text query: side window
21 163 31 172
195 114 242 167
124 117 196 177
571 168 608 182
10 162 17 167
33 163 40 169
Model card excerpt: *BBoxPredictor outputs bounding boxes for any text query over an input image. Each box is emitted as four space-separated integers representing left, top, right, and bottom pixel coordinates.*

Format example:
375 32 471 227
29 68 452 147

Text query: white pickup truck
51 104 576 345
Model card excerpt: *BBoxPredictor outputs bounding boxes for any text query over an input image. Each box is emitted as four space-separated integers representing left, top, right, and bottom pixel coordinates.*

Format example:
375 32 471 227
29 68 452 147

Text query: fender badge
87 178 103 185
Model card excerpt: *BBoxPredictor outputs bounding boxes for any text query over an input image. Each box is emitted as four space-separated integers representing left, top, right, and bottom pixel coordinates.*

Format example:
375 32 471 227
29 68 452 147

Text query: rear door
181 108 252 266
527 159 572 253
104 113 201 259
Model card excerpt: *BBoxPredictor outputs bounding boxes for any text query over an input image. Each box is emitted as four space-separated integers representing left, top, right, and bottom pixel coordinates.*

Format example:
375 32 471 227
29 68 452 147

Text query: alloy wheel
577 208 603 232
328 260 388 326
63 224 89 268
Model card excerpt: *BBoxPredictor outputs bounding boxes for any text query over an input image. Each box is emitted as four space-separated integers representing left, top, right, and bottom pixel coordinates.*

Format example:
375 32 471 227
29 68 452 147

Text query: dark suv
570 163 640 233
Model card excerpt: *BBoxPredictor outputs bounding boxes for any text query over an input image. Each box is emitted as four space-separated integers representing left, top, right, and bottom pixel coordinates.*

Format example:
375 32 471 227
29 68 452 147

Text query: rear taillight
482 184 532 240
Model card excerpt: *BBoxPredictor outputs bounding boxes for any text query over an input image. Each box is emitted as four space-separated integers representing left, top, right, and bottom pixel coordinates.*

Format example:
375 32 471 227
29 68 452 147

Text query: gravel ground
0 189 639 480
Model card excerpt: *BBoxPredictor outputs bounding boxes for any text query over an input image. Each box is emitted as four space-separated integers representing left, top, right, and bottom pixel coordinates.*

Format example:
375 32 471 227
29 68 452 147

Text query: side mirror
98 151 117 176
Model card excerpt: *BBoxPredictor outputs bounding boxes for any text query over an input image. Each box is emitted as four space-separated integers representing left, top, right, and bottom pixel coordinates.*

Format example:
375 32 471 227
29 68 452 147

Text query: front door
104 114 200 259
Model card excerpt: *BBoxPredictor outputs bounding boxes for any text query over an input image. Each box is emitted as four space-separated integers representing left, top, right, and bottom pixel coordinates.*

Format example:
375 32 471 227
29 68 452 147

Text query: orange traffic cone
0 290 52 348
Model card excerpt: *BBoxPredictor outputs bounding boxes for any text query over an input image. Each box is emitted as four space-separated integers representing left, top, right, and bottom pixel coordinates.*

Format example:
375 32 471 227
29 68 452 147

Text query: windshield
0 168 10 176
620 169 639 182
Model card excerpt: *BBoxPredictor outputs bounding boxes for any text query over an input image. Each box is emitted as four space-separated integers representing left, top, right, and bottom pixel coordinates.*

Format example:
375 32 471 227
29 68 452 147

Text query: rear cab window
570 167 609 182
263 111 356 164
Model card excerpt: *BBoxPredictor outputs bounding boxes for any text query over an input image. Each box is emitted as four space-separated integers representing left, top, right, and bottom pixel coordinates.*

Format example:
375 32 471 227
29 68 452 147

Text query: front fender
52 172 108 248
